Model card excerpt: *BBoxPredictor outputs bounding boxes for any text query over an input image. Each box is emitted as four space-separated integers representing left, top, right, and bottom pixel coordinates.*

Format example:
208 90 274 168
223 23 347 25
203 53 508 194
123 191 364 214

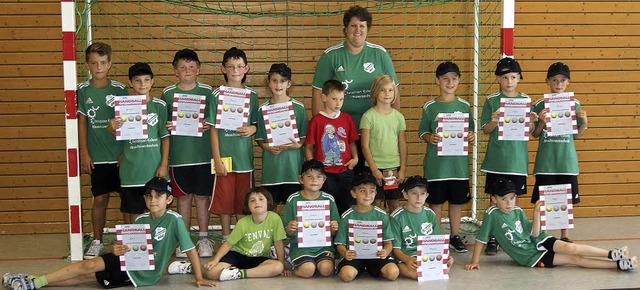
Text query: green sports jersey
128 210 194 287
476 206 550 267
312 41 398 129
205 85 259 172
532 98 582 175
228 211 287 257
390 206 440 257
480 92 531 176
360 108 406 168
161 83 213 167
255 98 308 185
283 191 340 261
418 97 476 180
335 206 394 247
119 98 170 187
77 79 128 163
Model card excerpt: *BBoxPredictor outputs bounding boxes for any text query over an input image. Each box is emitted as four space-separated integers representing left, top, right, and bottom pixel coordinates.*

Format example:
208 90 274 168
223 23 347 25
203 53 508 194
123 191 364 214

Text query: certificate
417 235 449 282
171 93 206 137
296 200 331 248
539 184 574 230
116 224 154 271
437 113 469 156
114 95 147 141
262 101 299 147
543 92 578 136
348 219 382 259
498 97 531 141
215 86 251 131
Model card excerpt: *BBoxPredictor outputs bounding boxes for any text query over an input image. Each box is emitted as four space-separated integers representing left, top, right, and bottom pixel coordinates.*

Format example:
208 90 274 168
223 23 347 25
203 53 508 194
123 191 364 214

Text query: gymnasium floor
1 216 638 290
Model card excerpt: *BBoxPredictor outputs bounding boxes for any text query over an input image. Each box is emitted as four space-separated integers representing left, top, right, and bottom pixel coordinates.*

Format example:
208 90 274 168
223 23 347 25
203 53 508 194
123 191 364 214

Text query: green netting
75 0 502 236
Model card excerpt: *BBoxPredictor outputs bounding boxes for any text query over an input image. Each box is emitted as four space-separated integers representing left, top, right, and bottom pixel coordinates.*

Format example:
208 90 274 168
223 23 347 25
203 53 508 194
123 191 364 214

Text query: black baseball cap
352 172 378 188
269 63 292 81
436 61 460 77
547 62 570 79
300 159 324 175
128 62 154 80
144 177 172 194
495 57 523 79
487 178 516 197
401 175 428 191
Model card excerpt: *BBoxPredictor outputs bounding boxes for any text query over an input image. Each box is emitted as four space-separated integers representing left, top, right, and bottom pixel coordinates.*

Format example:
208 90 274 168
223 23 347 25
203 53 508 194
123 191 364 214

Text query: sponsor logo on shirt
403 226 411 233
342 79 353 91
337 66 345 72
86 97 94 105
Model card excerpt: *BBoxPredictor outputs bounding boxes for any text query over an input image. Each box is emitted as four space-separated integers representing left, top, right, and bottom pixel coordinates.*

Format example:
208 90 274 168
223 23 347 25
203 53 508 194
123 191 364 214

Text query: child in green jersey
283 159 340 278
203 187 288 281
465 178 637 271
3 177 217 289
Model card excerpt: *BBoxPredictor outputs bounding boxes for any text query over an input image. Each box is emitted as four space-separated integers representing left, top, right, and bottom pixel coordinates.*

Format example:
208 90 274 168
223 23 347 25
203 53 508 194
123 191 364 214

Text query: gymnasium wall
0 1 637 234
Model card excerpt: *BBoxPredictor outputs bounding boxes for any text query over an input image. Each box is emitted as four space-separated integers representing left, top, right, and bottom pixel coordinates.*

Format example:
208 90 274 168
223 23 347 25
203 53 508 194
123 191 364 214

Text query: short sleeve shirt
312 42 398 129
360 108 406 168
334 206 394 247
228 211 287 258
418 97 476 180
282 191 340 261
390 206 440 257
77 79 128 163
161 83 213 167
306 112 359 174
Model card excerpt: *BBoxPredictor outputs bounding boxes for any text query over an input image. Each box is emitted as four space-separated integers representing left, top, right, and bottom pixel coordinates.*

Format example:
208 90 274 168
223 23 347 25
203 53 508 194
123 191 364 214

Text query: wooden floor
1 216 638 289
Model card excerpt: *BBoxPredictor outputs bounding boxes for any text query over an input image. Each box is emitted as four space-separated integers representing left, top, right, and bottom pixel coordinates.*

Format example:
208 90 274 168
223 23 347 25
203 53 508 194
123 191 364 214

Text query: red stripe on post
62 32 76 60
70 205 81 233
65 90 77 119
501 28 514 57
68 148 78 177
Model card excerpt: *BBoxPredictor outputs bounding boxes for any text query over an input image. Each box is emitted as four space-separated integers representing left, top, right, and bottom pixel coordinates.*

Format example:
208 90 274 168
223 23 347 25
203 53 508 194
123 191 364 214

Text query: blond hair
370 74 398 106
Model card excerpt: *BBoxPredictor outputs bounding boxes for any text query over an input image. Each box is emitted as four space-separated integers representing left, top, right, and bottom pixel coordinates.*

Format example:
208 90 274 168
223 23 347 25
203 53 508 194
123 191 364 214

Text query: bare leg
553 253 617 269
245 260 283 278
380 262 399 281
220 214 231 236
91 193 110 241
177 194 194 229
561 228 570 239
204 262 232 280
448 204 463 235
122 213 139 224
195 195 212 233
316 259 335 277
387 199 400 213
554 240 609 258
293 262 316 278
429 203 443 228
45 257 106 286
397 263 417 280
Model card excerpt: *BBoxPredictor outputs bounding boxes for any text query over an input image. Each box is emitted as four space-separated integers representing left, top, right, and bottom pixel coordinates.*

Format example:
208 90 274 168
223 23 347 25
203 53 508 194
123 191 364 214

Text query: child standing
390 175 454 280
418 62 476 253
77 42 128 259
108 63 170 224
207 47 260 242
480 57 537 255
360 74 407 213
305 80 359 215
255 63 308 204
465 178 637 271
162 49 215 258
203 187 288 281
3 177 217 289
531 62 588 242
283 159 340 278
334 173 399 282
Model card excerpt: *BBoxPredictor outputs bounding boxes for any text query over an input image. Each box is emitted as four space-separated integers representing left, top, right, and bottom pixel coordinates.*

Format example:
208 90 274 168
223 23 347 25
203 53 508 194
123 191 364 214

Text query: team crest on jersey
154 227 166 241
421 222 433 235
363 62 375 73
147 113 158 127
515 220 523 233
105 94 115 108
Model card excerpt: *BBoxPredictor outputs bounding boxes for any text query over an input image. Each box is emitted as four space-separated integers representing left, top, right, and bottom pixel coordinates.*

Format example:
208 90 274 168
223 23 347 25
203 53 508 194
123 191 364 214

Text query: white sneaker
175 247 188 258
197 238 215 258
610 246 629 261
219 267 242 281
84 240 103 260
168 261 193 274
618 256 638 271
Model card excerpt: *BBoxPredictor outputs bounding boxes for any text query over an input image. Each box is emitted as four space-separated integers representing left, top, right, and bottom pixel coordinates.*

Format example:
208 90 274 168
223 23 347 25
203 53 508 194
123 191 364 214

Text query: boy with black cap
255 63 308 204
3 177 217 289
530 62 588 243
465 178 636 272
334 172 399 282
480 57 538 255
418 61 476 253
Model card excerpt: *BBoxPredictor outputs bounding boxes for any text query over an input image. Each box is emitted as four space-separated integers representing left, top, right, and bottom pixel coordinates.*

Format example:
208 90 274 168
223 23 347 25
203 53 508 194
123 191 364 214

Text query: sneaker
175 247 188 258
3 273 27 288
560 237 573 243
197 238 215 258
219 267 242 282
168 261 193 274
84 240 104 260
449 235 468 253
618 256 638 271
9 275 36 290
610 246 629 261
485 237 499 255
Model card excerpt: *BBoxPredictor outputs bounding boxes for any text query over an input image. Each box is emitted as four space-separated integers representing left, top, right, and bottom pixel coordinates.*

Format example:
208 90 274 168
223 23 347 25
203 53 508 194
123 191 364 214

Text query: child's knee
338 267 357 282
381 263 399 281
317 261 335 277
85 257 105 272
294 262 316 278
204 267 221 280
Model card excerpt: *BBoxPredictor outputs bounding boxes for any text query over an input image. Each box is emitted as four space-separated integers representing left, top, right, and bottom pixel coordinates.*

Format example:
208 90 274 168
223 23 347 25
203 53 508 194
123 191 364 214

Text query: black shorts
534 237 558 268
426 180 471 205
531 175 580 205
119 187 146 214
322 170 355 215
90 163 121 197
353 139 366 175
95 253 133 289
291 251 335 269
363 167 403 201
220 251 271 269
262 183 302 204
337 257 397 278
484 173 527 195
169 164 214 197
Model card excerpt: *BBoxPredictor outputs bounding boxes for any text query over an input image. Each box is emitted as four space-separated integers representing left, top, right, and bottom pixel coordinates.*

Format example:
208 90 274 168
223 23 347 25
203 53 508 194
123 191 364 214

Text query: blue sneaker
9 275 36 290
3 273 28 288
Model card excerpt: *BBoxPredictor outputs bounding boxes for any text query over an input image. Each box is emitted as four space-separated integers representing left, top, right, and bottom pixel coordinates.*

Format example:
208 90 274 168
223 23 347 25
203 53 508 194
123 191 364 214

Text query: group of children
2 43 637 290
